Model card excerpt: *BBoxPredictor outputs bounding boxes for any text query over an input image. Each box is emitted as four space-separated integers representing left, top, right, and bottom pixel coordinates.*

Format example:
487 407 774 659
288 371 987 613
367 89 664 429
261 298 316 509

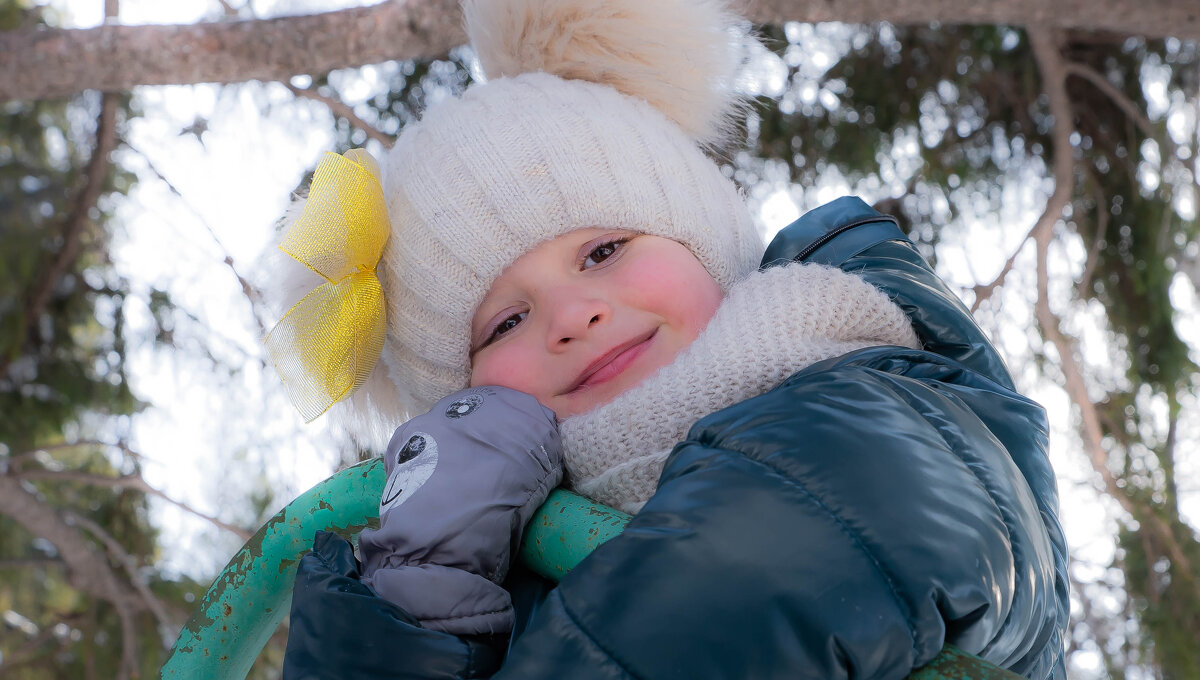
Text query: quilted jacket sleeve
494 352 1063 680
786 197 1070 674
492 197 1067 680
281 196 1067 680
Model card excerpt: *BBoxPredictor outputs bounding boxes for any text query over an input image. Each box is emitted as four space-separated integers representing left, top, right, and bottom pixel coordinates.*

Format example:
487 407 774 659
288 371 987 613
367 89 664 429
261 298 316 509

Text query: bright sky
35 2 1200 674
44 0 380 575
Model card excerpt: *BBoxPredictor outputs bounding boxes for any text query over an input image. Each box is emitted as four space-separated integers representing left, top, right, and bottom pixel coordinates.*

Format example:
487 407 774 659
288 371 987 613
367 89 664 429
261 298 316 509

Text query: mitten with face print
358 386 562 635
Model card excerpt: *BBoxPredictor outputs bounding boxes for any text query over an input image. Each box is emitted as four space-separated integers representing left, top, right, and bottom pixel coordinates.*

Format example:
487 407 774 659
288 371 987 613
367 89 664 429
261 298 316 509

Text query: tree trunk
0 0 463 101
746 0 1197 37
1 0 1197 101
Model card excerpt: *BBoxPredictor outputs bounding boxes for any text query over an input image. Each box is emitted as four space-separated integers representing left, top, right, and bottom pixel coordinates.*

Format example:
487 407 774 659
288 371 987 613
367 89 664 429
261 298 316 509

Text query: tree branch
0 557 64 569
286 83 395 146
745 0 1199 38
0 0 464 102
17 469 253 541
1028 28 1198 594
2 93 119 379
0 625 75 676
128 144 270 343
1064 62 1157 139
0 475 142 680
970 221 1039 311
7 438 153 471
1161 392 1180 514
26 94 117 325
63 513 144 677
1076 166 1109 297
3 0 1199 101
68 510 181 640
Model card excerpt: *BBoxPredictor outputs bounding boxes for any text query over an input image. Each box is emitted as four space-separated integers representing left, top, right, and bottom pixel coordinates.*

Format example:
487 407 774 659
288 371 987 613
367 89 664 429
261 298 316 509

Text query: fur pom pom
463 0 749 147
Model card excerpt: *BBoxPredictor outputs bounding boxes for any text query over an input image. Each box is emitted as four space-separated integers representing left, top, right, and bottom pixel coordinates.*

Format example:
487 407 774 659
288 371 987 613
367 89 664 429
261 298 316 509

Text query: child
268 0 1069 678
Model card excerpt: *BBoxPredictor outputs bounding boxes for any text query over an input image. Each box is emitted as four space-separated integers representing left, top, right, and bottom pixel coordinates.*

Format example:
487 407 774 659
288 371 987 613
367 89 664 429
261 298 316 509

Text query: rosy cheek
673 276 722 335
469 343 543 397
620 254 722 336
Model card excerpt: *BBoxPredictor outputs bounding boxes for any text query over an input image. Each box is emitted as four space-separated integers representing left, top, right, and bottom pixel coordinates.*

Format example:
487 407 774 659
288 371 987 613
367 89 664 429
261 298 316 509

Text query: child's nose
545 294 610 350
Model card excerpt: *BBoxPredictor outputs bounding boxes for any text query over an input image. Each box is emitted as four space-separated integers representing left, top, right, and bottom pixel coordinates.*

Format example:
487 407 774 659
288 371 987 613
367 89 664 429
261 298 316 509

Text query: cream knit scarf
559 262 922 514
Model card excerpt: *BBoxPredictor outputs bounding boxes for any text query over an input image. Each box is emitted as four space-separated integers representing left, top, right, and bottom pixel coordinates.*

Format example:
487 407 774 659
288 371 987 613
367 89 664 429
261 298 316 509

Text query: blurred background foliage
747 23 1200 678
0 3 173 677
1 1 1198 678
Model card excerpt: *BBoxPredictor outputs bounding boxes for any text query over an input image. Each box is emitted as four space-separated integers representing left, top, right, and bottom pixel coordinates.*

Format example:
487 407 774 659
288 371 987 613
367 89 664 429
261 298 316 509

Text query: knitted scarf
559 262 922 513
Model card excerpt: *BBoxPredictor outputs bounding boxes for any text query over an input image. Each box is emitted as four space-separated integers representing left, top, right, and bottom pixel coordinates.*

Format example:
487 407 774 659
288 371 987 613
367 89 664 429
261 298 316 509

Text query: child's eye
581 238 630 269
486 311 527 344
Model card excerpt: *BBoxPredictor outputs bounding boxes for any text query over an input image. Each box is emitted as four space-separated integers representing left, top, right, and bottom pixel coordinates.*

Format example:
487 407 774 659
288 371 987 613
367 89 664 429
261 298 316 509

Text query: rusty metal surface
910 645 1025 679
163 461 1019 680
160 458 384 679
518 488 632 580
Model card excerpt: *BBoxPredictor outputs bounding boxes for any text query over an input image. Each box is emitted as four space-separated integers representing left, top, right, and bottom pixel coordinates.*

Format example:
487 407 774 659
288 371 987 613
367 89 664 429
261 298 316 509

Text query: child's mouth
569 329 658 392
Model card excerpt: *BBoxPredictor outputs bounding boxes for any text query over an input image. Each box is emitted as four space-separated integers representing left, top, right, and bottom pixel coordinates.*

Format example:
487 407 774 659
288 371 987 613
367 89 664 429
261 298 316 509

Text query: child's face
469 228 723 419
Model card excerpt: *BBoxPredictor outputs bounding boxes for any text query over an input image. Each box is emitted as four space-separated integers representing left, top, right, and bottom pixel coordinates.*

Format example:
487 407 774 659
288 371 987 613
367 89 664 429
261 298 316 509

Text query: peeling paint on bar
161 458 1020 679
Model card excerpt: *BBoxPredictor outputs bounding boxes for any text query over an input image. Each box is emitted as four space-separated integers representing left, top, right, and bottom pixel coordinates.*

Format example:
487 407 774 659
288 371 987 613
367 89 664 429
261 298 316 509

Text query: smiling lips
569 329 658 392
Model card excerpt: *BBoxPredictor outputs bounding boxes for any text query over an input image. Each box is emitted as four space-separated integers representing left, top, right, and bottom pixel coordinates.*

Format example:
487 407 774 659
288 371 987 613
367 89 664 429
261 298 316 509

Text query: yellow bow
265 149 388 422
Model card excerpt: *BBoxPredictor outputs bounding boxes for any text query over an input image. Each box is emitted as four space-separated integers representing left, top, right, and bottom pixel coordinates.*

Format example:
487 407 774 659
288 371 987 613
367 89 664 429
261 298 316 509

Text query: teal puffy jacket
283 197 1070 680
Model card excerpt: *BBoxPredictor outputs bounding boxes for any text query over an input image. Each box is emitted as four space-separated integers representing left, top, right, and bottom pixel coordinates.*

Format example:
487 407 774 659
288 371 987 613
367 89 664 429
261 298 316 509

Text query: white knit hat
280 0 765 439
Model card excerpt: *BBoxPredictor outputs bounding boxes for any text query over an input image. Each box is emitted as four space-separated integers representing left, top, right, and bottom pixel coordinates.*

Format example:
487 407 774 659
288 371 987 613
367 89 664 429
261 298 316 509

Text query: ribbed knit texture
371 73 763 417
560 263 922 513
259 0 770 441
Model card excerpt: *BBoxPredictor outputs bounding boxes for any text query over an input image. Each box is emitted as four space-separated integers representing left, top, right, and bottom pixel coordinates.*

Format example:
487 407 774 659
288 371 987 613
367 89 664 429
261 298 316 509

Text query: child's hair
267 0 766 445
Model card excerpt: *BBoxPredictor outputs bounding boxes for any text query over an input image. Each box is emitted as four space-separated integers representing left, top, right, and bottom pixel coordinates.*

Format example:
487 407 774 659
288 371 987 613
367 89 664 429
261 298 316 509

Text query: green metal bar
161 458 1022 680
160 458 386 679
517 485 632 581
160 459 624 679
911 645 1023 679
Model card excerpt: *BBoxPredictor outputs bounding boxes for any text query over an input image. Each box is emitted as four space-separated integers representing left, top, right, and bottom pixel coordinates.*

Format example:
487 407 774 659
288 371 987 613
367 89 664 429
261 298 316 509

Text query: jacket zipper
794 215 901 262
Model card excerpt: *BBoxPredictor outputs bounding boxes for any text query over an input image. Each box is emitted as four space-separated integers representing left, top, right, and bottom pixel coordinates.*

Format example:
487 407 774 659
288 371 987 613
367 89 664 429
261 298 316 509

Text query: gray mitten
358 386 562 635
